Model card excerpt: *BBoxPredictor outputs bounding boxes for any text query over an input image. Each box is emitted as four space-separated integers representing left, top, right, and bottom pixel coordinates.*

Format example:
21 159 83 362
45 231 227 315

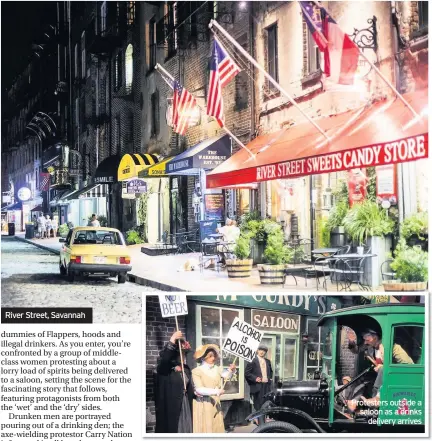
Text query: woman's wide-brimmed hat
193 344 220 360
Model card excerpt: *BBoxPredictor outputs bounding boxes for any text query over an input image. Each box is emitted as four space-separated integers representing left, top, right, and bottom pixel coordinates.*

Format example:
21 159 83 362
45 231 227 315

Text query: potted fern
383 240 428 292
225 233 253 278
343 200 395 288
258 228 294 285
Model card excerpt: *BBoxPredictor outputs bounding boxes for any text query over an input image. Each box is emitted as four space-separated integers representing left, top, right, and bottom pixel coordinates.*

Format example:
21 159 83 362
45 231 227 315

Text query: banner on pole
222 317 264 362
158 294 188 318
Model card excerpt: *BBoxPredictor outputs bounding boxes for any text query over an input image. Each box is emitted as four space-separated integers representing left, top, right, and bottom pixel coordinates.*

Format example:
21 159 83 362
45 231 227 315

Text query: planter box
383 280 427 292
330 227 347 248
226 259 253 278
250 240 265 265
258 264 285 285
365 236 393 289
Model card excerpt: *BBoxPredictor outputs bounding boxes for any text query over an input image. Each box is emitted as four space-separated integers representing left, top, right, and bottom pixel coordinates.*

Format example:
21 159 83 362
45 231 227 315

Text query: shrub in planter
241 218 282 265
226 234 253 279
400 212 428 240
258 229 294 285
126 229 144 245
343 200 395 246
383 239 428 291
327 200 349 231
327 200 349 247
400 212 428 250
58 224 70 238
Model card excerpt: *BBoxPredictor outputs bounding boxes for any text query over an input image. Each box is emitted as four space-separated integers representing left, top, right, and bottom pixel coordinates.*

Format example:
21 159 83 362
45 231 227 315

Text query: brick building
145 294 359 432
1 9 63 231
139 2 256 242
3 1 427 239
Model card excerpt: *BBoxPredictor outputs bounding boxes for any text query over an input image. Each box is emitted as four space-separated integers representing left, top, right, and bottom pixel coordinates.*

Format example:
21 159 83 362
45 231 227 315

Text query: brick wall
149 2 254 232
145 295 186 433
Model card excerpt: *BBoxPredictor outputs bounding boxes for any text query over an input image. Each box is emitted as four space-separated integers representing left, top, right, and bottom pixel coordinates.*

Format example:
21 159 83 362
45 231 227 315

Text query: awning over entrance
94 155 121 184
57 189 80 204
138 157 174 178
166 134 231 176
72 183 109 199
2 201 22 211
207 90 428 188
117 153 159 181
49 190 70 206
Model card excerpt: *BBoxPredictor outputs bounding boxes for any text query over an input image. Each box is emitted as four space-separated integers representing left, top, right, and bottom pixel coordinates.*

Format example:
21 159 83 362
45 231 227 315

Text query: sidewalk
12 233 382 292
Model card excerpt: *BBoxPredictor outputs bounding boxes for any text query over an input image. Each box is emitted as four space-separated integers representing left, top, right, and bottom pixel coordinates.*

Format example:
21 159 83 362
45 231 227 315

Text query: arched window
125 44 133 94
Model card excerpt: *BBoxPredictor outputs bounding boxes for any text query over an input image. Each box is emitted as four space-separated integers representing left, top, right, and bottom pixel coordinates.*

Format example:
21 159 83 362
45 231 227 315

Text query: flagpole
209 21 331 142
155 64 255 158
299 2 328 45
356 51 420 119
308 2 420 120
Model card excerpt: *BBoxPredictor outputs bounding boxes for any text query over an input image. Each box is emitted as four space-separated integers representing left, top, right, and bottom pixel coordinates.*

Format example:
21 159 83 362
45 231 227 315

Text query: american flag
172 81 197 136
207 39 241 127
40 173 50 191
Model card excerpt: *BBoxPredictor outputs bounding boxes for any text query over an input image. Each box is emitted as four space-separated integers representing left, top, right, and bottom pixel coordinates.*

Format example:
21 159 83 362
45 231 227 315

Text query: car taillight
71 256 81 263
120 257 130 264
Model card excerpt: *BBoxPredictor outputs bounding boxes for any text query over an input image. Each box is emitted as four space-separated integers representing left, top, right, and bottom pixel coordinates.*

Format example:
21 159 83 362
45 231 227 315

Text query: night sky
1 1 57 91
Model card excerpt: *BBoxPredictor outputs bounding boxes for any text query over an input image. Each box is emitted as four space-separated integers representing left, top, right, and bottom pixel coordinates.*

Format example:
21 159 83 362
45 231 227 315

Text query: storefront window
282 337 297 379
238 189 250 215
197 305 245 400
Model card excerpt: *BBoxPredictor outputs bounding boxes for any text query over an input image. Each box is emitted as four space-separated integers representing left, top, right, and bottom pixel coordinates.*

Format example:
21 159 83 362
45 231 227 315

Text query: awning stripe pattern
118 153 160 181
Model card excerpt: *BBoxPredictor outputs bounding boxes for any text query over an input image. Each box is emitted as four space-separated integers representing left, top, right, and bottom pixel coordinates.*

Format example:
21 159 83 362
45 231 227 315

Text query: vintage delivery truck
247 303 425 433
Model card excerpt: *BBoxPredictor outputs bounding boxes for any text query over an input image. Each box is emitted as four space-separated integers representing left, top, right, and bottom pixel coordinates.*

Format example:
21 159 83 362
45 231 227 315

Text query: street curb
126 274 188 292
13 236 187 292
14 236 61 256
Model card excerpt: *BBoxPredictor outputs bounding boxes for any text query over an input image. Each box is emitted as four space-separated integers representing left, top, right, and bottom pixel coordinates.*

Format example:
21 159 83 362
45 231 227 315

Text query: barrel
258 264 286 285
226 259 253 278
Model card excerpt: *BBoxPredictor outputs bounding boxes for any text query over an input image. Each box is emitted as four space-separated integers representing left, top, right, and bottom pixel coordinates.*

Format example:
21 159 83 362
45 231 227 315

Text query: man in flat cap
245 344 273 424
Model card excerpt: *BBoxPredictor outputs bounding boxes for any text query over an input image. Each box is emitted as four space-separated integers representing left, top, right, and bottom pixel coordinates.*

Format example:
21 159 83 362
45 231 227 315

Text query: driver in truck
347 329 414 410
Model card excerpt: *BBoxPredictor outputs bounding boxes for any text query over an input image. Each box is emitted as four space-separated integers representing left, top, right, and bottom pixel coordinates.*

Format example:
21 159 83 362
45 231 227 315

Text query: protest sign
222 317 264 363
158 294 188 318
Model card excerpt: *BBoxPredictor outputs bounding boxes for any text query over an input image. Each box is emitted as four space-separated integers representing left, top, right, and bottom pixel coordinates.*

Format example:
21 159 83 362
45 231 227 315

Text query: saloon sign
188 295 340 315
255 135 427 182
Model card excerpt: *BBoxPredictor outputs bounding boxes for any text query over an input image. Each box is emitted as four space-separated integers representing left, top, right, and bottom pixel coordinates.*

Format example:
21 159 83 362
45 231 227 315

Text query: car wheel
252 422 302 433
67 266 76 283
59 260 67 276
118 273 127 284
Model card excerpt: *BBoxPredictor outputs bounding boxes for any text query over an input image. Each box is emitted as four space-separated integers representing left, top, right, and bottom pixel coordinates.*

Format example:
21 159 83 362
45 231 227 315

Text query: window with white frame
125 44 133 94
306 30 320 74
100 2 107 34
196 304 245 400
81 31 86 78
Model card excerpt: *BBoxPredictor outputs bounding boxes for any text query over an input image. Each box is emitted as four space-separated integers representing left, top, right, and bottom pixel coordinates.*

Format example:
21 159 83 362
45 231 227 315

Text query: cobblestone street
1 237 157 323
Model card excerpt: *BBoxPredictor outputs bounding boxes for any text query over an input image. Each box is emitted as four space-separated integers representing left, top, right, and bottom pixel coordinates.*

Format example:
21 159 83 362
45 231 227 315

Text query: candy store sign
256 135 428 181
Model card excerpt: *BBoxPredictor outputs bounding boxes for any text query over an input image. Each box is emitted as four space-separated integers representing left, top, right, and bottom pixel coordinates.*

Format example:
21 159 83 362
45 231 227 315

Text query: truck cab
249 303 425 433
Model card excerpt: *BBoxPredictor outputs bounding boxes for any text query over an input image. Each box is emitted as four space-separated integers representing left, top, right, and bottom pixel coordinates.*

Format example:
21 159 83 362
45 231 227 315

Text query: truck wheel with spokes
252 422 302 433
